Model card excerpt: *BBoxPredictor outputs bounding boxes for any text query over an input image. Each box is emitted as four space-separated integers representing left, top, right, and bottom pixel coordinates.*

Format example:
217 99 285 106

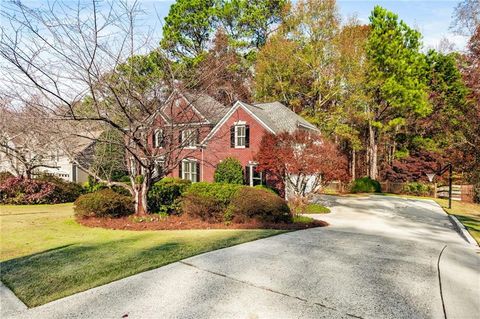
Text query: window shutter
178 131 183 144
179 162 183 179
160 130 165 147
152 131 156 148
245 166 250 186
196 162 200 182
196 128 200 144
245 125 250 148
230 126 235 148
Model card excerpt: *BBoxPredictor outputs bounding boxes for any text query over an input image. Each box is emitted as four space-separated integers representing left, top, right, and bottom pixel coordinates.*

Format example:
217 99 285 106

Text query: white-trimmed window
231 123 249 148
154 158 164 177
180 159 199 182
154 129 164 148
246 164 263 186
235 125 246 148
181 129 198 148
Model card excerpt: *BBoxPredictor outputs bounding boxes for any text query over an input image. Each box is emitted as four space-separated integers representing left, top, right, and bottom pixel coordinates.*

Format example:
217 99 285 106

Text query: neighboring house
149 91 318 188
0 134 95 184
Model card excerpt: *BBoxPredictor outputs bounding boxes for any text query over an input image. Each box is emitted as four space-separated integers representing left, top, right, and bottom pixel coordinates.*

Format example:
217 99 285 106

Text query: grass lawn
303 203 331 214
0 204 285 307
433 198 480 245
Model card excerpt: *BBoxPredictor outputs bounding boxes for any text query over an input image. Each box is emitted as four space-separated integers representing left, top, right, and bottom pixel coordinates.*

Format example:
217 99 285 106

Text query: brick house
148 90 319 188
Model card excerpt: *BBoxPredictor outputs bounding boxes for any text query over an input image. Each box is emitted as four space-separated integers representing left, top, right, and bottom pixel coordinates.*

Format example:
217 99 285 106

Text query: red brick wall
166 106 269 182
202 107 269 181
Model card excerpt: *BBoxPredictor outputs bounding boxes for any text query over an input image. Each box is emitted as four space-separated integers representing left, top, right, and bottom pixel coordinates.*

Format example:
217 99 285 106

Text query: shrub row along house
132 90 319 190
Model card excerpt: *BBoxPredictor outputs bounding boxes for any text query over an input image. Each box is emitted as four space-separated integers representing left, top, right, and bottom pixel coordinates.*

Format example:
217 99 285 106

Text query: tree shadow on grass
0 230 278 308
0 235 182 307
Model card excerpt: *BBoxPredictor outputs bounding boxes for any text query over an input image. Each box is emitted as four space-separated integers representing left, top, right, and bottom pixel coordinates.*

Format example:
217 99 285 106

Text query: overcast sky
136 0 468 51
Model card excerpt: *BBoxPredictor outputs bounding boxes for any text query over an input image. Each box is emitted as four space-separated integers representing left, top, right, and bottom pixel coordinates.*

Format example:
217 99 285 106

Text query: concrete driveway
3 195 479 319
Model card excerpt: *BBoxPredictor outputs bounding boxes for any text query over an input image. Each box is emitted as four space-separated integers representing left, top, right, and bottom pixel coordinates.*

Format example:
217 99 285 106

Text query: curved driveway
4 195 480 319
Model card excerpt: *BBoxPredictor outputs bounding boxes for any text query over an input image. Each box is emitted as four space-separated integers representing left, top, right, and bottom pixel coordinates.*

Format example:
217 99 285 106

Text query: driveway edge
447 215 479 247
0 281 27 316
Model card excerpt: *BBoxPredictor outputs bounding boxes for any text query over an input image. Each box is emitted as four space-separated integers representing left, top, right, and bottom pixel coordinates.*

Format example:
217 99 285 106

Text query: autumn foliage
256 130 349 197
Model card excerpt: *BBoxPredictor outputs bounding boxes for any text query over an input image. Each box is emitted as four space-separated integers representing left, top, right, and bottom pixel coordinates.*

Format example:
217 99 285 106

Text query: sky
136 0 468 51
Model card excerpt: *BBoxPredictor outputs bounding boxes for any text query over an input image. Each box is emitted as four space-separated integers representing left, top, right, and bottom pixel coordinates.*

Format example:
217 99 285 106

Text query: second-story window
153 129 164 148
230 123 250 148
181 129 198 148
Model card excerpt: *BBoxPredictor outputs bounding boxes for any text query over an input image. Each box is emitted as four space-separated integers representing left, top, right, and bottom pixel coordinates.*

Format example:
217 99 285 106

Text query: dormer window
153 129 164 148
230 122 250 148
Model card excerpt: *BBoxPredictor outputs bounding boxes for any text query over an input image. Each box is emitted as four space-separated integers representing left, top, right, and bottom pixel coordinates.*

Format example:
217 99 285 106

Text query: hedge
74 189 134 218
148 177 191 214
350 177 382 193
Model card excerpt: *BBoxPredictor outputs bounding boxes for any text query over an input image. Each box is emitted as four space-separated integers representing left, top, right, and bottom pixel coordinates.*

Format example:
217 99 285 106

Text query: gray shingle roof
182 92 231 123
240 101 318 134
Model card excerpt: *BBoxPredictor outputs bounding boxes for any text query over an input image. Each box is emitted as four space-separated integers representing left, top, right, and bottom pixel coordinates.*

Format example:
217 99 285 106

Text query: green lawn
433 198 480 245
303 203 331 214
0 204 284 307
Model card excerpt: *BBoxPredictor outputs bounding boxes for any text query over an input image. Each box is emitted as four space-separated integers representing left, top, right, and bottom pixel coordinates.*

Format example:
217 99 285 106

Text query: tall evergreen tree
364 6 430 179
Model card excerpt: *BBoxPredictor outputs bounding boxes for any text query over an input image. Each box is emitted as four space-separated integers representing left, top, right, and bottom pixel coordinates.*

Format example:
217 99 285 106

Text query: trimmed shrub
402 182 433 196
253 184 278 195
148 178 191 214
181 192 226 222
74 189 134 218
185 182 244 206
227 187 292 223
0 177 80 204
182 182 244 222
214 158 244 184
350 177 381 193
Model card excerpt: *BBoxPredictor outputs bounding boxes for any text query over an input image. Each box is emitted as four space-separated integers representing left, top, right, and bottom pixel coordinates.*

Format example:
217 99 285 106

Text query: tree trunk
368 123 378 180
351 149 356 181
25 167 32 180
133 177 150 216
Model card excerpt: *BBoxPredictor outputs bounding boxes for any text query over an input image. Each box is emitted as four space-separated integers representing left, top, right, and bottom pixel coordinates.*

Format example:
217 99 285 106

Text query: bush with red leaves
0 176 80 204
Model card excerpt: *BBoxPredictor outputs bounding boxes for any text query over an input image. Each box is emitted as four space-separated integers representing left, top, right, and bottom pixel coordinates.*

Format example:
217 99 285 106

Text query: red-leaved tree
256 130 349 199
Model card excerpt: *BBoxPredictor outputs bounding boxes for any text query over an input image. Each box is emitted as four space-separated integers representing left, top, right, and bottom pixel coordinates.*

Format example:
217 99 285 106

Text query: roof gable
202 100 318 144
160 90 229 124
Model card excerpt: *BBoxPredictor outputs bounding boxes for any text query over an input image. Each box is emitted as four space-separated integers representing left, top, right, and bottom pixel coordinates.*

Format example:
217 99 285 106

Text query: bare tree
0 0 226 214
0 100 60 179
451 0 480 36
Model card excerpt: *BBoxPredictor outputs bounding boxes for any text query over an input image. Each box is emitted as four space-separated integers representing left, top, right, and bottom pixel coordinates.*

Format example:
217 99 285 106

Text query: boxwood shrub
181 182 244 222
226 187 292 223
350 177 382 193
214 157 244 184
148 177 191 214
74 189 134 218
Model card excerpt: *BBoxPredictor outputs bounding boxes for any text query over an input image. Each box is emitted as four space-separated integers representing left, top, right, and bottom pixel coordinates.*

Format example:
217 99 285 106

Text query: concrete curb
447 215 479 247
0 281 27 316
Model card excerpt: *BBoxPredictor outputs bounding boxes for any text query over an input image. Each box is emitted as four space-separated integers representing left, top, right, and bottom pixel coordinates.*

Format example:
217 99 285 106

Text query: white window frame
182 159 199 182
154 158 164 177
247 164 263 187
234 124 246 148
182 129 198 149
154 129 164 148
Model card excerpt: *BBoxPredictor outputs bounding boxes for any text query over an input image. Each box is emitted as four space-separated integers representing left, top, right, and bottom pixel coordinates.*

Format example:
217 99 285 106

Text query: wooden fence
325 181 475 202
437 184 475 203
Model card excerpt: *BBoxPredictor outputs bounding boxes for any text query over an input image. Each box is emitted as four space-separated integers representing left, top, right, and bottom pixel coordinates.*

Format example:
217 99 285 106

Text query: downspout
201 145 204 182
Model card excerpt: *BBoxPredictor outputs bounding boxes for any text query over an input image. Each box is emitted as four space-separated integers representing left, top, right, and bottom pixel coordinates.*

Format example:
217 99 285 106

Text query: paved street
3 195 479 319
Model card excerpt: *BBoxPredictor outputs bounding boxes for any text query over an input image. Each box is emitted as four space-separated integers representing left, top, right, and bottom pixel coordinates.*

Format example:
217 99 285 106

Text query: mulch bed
77 214 328 231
